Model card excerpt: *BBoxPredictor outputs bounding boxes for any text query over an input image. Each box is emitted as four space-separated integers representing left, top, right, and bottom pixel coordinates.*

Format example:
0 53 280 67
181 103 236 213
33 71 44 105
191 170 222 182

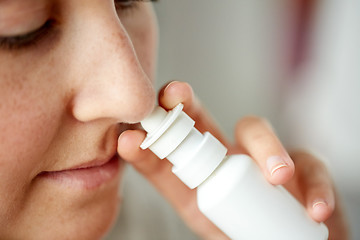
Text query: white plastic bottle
140 103 328 240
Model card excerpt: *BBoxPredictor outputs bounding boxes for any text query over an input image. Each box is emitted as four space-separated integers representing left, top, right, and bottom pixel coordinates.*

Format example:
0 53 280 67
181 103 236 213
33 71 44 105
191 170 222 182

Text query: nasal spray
140 103 328 240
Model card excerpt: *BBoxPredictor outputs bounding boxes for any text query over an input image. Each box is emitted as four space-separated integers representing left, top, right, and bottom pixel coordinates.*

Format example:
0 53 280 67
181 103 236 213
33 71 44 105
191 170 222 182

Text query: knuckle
290 150 329 172
236 115 268 131
236 115 274 144
249 130 274 144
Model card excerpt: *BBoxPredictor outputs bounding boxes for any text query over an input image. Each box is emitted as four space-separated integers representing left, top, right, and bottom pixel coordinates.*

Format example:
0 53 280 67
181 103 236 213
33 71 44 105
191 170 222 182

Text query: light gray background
153 0 291 139
107 0 360 239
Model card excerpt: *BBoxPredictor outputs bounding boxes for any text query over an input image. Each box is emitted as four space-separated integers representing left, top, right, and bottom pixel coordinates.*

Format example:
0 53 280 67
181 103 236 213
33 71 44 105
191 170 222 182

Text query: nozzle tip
140 106 167 133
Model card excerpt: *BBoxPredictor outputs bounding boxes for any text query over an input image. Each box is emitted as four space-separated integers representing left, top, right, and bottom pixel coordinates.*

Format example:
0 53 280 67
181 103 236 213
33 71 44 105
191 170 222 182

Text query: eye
0 20 55 50
115 0 139 11
115 0 158 12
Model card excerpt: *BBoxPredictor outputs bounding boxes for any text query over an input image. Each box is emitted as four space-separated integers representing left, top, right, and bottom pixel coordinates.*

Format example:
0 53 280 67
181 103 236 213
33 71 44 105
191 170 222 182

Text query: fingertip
309 199 334 222
159 81 194 110
266 156 295 185
268 166 295 185
117 130 146 161
118 129 169 176
235 116 295 185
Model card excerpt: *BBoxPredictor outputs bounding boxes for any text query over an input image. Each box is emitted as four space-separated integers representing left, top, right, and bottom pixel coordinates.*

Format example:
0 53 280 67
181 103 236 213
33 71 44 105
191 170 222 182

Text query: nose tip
118 82 157 124
69 15 157 124
71 76 156 124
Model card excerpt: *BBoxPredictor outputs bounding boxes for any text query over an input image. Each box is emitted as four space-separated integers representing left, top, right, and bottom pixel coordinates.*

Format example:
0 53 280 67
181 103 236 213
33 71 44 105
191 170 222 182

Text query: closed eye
0 20 55 50
115 0 158 11
0 0 158 51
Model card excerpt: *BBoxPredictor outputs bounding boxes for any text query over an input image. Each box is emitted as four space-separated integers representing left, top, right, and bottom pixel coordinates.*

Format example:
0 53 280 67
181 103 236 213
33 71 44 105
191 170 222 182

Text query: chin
5 175 122 240
66 197 121 240
39 193 120 240
42 181 122 240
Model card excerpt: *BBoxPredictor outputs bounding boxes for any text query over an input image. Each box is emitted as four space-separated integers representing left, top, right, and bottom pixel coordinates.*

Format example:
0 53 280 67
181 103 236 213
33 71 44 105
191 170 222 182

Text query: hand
282 150 349 240
117 81 348 240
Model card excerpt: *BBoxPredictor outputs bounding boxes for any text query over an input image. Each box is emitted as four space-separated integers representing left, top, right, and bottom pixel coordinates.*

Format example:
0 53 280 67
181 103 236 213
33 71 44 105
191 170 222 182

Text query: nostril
71 99 107 123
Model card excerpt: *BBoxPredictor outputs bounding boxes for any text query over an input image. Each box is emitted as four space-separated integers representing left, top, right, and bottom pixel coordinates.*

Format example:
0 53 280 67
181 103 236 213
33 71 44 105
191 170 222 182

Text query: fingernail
312 199 328 209
164 81 180 93
267 156 288 176
312 199 328 217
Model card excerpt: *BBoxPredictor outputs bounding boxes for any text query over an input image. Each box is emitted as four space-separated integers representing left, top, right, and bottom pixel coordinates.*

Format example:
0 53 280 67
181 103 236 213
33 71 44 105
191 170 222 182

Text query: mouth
38 155 121 190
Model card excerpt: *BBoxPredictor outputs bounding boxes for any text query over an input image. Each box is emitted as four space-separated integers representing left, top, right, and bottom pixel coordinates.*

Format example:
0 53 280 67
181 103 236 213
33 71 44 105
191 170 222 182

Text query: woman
0 0 346 239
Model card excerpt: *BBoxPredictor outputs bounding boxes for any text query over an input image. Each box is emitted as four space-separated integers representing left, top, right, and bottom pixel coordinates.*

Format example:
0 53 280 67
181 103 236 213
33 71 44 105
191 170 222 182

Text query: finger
291 151 335 222
118 129 189 196
118 129 196 215
117 129 226 238
158 81 232 149
235 116 295 185
324 193 349 240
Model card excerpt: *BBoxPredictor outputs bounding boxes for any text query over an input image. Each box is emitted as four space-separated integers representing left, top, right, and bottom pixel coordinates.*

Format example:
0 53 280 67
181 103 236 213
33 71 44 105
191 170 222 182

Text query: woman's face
0 0 157 239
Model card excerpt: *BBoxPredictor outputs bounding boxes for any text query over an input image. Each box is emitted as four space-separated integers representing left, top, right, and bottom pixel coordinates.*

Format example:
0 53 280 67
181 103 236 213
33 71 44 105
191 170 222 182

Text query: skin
0 1 156 239
0 0 348 239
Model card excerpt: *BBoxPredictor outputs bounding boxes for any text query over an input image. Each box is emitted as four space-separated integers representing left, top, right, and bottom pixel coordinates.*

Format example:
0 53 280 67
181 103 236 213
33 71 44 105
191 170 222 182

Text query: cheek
0 63 65 226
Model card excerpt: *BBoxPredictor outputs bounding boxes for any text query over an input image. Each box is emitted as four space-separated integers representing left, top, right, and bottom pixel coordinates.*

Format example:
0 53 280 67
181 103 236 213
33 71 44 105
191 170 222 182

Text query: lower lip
39 156 121 190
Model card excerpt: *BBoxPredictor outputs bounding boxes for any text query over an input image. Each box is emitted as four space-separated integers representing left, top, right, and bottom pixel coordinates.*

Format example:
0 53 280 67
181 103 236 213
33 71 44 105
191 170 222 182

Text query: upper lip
63 155 117 171
40 154 117 174
39 125 124 174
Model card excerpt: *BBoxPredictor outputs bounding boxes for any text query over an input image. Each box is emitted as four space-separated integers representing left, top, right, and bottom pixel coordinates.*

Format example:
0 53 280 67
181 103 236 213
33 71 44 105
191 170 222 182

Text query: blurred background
107 0 360 239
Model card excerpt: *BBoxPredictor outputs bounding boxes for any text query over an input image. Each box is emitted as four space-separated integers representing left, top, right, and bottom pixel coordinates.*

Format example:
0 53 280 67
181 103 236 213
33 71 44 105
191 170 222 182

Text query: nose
70 12 156 124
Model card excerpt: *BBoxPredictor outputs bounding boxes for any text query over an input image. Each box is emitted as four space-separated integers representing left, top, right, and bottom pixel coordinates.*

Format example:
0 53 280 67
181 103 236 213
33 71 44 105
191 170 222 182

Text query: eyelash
0 20 55 50
0 0 157 51
115 0 140 12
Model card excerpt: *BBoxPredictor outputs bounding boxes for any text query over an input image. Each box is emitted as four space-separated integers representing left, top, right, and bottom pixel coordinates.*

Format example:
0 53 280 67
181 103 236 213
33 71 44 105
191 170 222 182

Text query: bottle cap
141 103 227 189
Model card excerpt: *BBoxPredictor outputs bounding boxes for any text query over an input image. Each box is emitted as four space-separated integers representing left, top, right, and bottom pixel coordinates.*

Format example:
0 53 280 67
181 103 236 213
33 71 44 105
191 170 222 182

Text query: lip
38 155 121 190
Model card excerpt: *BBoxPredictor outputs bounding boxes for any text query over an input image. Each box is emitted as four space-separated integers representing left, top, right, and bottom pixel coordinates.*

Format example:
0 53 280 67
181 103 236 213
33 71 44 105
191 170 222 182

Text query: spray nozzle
140 103 227 189
141 107 168 134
